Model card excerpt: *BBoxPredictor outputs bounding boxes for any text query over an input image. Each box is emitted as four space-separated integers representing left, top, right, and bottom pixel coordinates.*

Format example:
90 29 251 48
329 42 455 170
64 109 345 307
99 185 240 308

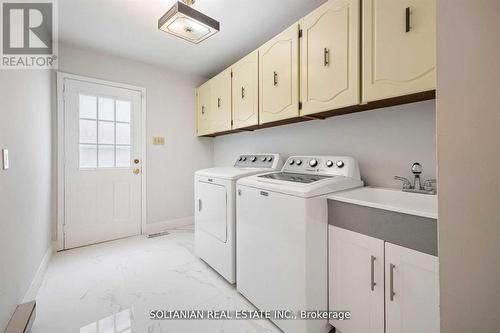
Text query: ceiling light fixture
158 0 220 44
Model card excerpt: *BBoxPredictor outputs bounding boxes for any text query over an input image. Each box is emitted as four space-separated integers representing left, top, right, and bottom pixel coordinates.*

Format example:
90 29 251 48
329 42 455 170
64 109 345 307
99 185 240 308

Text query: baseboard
145 216 194 234
22 242 55 302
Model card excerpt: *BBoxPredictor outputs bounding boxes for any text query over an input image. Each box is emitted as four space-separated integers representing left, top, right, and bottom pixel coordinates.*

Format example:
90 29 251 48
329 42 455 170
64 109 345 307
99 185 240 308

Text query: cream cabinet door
385 242 440 333
329 226 385 333
362 0 436 102
196 81 212 136
259 24 299 124
210 68 232 133
232 50 259 129
300 0 360 116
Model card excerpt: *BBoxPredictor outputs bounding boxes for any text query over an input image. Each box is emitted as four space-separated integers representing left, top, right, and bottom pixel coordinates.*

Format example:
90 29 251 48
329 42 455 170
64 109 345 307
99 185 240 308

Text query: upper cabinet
362 0 436 102
210 68 232 133
259 24 299 124
196 0 437 137
232 50 259 129
196 81 212 136
300 0 360 116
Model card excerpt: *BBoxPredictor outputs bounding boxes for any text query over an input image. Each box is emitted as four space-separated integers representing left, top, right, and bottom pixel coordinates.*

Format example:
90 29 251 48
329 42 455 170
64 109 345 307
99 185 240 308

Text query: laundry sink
327 187 438 219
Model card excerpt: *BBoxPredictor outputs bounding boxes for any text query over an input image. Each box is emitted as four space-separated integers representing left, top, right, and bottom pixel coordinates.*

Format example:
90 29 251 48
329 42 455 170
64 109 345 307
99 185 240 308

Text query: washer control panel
234 154 281 169
283 156 360 179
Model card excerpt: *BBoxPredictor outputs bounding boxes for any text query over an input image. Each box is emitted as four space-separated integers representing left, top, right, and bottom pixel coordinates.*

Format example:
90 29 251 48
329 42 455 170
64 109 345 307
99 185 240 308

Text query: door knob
133 168 141 175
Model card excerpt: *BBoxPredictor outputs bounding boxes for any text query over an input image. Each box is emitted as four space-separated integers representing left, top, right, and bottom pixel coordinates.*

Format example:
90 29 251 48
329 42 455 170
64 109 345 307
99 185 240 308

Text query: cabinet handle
273 71 279 86
201 106 205 114
390 263 396 301
324 48 330 67
371 256 377 291
405 7 411 32
217 98 221 108
241 86 245 99
198 199 202 211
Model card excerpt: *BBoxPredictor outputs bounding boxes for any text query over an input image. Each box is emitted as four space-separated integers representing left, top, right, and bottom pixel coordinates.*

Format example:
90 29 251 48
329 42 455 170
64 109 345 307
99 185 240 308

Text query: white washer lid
237 172 364 198
195 167 275 180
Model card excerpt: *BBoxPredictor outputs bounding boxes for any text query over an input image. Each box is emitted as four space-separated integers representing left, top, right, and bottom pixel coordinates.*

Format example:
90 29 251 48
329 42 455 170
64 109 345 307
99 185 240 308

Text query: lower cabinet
385 242 440 333
329 226 384 333
329 226 439 333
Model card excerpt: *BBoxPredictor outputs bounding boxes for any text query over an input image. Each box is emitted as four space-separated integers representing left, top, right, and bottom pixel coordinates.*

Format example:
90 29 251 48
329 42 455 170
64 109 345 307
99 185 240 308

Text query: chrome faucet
394 163 436 195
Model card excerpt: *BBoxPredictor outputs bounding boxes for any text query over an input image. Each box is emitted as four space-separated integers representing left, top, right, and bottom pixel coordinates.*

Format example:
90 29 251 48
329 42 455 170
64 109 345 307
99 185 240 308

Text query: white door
195 180 227 242
63 79 143 249
385 242 440 333
329 226 385 333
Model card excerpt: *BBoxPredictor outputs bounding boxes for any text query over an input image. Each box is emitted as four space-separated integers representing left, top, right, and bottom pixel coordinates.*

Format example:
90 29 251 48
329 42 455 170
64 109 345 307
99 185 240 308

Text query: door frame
56 72 147 251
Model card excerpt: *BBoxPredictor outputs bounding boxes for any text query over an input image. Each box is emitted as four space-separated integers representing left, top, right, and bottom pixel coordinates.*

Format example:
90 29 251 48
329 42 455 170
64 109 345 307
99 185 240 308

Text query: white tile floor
31 227 281 333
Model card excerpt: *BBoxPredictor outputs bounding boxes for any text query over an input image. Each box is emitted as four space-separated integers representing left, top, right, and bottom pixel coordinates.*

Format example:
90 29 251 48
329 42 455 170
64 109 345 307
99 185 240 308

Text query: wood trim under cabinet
198 90 435 137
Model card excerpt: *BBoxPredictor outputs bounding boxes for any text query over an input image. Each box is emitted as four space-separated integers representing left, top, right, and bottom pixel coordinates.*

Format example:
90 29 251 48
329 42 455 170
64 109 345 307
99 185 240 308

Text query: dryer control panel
283 156 361 180
234 154 282 169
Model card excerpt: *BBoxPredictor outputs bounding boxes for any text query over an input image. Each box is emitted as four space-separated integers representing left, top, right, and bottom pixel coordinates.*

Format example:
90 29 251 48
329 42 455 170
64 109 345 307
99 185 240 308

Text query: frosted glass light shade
158 1 219 44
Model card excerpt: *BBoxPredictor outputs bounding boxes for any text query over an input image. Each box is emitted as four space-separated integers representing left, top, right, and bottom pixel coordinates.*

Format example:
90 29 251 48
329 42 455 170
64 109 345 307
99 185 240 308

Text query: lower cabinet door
385 242 440 333
329 226 384 333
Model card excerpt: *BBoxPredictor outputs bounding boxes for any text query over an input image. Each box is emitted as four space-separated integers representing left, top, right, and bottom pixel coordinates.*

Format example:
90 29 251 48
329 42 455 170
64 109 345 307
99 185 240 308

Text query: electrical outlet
2 149 9 170
152 137 165 145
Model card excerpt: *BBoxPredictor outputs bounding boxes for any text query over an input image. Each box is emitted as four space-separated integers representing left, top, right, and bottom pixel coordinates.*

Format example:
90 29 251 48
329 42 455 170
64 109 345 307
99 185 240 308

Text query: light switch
2 149 9 170
152 137 165 145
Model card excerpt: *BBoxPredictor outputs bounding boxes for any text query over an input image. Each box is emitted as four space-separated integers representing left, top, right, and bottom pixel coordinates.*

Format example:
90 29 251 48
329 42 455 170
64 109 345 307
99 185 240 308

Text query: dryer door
196 181 227 243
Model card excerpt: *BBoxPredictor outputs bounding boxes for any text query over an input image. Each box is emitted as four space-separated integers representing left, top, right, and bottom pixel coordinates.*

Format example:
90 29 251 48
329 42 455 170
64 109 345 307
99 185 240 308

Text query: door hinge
231 120 233 126
230 71 233 78
298 29 303 38
299 102 303 110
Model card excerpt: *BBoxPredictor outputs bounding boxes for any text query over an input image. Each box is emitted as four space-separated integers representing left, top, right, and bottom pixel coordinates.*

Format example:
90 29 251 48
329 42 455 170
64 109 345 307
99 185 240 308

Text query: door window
78 94 132 169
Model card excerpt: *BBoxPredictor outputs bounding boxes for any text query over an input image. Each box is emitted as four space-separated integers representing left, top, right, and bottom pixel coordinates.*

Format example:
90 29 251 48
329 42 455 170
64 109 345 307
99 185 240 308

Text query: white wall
58 43 213 225
0 70 54 330
437 1 500 331
214 100 436 187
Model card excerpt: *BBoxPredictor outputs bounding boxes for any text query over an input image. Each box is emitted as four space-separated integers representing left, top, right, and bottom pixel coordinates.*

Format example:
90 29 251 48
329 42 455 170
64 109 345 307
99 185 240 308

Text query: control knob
262 157 267 162
326 160 334 168
289 159 295 165
242 157 247 161
250 156 257 162
336 160 345 168
267 157 273 162
296 160 303 166
309 159 318 167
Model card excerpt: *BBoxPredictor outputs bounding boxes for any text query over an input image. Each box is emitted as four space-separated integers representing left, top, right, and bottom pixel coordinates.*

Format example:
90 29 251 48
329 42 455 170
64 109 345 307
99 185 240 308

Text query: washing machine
236 156 363 333
194 154 283 284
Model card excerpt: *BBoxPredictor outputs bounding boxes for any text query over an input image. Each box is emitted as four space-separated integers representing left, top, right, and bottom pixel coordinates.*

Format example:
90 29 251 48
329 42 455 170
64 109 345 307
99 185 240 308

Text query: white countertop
328 187 438 219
